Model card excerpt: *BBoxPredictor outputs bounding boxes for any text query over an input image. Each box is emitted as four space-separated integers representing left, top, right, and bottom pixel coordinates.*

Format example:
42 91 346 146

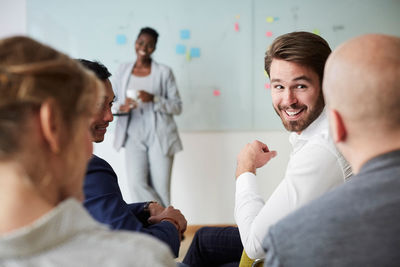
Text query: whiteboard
26 0 400 131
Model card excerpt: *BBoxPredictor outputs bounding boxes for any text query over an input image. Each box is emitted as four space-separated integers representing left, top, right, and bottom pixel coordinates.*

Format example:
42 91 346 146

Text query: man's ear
330 109 347 143
39 100 61 154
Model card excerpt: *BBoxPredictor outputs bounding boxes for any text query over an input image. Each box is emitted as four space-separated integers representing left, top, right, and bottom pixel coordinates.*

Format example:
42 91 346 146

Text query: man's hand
147 202 165 217
148 206 187 240
235 140 277 178
138 90 154 102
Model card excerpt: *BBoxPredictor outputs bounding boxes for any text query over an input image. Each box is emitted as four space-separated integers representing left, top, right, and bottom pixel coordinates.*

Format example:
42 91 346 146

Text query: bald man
262 34 400 266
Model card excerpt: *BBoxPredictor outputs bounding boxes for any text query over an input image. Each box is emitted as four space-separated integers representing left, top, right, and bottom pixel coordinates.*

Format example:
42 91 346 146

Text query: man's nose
282 89 297 106
104 107 114 122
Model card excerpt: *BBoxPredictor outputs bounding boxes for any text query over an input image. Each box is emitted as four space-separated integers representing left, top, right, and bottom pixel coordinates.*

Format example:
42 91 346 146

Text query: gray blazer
112 60 183 156
263 150 400 267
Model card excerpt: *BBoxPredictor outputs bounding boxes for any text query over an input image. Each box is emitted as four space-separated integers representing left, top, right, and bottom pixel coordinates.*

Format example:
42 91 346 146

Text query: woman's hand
138 90 154 102
119 98 137 113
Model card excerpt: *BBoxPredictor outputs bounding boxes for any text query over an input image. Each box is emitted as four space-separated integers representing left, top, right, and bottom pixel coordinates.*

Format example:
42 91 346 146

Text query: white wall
94 131 290 224
1 0 291 224
0 0 26 38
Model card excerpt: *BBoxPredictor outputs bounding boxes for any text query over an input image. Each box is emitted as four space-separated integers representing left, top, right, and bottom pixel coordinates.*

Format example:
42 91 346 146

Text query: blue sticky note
116 34 127 45
190 47 200 58
180 29 190 40
176 44 186 54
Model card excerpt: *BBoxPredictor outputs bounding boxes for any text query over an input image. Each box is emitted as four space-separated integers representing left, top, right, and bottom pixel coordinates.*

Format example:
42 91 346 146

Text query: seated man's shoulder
89 155 111 166
264 176 400 266
268 188 337 238
87 155 114 173
263 186 349 265
85 155 118 191
267 177 362 237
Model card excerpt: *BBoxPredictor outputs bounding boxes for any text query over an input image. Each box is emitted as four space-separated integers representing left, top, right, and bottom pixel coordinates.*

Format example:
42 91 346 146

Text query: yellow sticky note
235 15 240 19
266 16 274 23
264 70 269 78
186 50 191 61
312 29 320 35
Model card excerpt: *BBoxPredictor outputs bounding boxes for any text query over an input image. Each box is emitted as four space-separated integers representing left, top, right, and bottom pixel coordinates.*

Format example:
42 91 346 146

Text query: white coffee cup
126 89 137 100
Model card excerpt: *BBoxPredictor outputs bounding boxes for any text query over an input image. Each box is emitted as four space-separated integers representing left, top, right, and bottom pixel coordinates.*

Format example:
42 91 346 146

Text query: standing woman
113 27 182 206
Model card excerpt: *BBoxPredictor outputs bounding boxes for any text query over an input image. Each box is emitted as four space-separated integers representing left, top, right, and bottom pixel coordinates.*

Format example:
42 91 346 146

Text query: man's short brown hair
265 31 332 85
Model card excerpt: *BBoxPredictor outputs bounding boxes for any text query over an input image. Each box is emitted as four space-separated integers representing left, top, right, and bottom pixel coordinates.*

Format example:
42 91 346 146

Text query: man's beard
274 94 325 132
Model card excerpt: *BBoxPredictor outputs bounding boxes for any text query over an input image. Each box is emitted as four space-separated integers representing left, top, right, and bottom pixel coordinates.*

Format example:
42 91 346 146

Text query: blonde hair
0 36 100 158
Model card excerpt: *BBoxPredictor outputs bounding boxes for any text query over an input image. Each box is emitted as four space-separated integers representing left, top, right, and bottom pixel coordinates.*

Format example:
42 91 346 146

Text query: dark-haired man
183 32 352 266
79 59 186 257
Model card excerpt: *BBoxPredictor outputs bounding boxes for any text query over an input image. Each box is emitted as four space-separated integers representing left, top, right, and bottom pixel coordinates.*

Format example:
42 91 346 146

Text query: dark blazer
83 155 180 257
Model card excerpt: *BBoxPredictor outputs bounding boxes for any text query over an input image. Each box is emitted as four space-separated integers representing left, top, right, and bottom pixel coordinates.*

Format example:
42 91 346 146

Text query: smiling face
270 59 325 133
135 33 156 60
90 79 114 143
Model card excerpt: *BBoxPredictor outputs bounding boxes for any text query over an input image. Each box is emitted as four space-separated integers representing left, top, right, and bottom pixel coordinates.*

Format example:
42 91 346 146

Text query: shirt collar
289 108 328 147
0 198 103 258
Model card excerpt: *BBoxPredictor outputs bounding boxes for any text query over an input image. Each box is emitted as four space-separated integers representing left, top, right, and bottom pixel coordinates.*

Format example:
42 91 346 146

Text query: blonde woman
0 36 175 267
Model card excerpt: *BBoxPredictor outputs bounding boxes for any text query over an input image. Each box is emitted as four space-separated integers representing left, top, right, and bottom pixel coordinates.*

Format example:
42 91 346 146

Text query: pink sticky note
266 31 273 37
264 83 271 89
234 22 239 32
213 90 221 96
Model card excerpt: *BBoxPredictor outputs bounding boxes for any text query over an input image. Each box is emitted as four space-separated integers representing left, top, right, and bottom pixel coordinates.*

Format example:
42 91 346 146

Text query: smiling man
263 33 400 267
183 32 352 267
270 59 324 133
84 61 115 143
79 59 186 258
234 32 352 260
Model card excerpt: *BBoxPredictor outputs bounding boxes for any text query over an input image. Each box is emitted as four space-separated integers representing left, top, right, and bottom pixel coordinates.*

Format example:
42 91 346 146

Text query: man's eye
274 85 284 89
296 84 307 89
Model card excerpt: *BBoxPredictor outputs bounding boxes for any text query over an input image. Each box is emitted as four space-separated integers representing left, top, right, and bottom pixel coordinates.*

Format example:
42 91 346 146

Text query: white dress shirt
127 74 156 141
0 198 176 267
235 109 352 259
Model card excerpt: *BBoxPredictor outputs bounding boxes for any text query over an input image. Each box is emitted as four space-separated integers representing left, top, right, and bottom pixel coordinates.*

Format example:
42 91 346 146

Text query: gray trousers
124 134 174 207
